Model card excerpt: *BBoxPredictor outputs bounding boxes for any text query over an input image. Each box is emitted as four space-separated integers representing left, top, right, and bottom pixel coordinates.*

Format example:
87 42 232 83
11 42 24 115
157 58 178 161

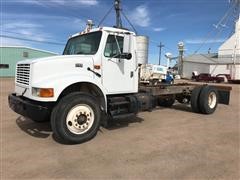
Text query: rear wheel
199 86 218 114
190 86 202 113
51 92 101 144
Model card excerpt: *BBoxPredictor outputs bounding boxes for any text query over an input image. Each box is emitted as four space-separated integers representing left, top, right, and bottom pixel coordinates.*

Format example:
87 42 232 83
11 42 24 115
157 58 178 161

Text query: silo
136 36 149 65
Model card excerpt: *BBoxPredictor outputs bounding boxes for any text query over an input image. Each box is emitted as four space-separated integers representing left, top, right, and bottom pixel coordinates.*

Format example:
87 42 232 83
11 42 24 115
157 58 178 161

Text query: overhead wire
2 0 100 46
193 3 236 54
34 0 99 24
98 5 114 27
208 4 236 51
1 30 63 41
121 11 138 34
1 35 65 46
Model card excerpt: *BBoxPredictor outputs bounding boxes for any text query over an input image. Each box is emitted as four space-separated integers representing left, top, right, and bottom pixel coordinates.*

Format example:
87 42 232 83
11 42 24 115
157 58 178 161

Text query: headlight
32 88 54 97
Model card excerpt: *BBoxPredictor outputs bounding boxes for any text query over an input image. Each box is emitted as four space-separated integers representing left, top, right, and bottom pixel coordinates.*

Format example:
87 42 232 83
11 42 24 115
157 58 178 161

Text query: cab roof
70 26 135 39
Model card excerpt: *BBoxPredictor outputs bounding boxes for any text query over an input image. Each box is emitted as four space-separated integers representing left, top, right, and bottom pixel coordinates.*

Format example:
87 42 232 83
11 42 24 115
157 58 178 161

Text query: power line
121 11 138 34
1 30 66 42
157 42 164 65
208 4 235 51
34 0 99 24
98 5 114 27
193 3 236 54
1 35 65 46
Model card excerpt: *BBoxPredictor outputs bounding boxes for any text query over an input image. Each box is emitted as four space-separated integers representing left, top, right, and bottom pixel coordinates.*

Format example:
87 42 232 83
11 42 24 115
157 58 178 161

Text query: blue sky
1 0 237 65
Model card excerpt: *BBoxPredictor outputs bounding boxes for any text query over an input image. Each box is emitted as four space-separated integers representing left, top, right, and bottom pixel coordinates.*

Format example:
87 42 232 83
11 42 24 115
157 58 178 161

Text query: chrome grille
16 64 30 85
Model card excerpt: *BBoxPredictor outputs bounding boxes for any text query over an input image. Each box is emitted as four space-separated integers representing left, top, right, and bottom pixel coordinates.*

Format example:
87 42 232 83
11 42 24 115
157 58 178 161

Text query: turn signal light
94 65 101 70
39 88 54 97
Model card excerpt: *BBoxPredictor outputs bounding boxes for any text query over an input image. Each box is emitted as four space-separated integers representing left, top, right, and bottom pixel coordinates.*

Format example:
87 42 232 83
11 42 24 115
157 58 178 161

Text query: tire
158 96 175 107
199 86 218 114
51 92 101 144
190 86 202 113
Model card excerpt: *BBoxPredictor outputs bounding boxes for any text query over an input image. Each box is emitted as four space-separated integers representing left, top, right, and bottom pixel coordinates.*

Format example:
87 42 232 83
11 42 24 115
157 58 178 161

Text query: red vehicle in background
192 73 225 83
216 74 231 82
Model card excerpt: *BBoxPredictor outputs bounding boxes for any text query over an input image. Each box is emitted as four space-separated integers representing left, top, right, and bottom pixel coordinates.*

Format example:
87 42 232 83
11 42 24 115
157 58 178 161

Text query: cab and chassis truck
8 27 231 144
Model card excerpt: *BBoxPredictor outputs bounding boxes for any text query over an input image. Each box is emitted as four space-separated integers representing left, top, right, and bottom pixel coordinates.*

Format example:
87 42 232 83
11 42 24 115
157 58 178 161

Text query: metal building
218 18 240 80
0 46 57 77
183 17 240 79
182 53 240 79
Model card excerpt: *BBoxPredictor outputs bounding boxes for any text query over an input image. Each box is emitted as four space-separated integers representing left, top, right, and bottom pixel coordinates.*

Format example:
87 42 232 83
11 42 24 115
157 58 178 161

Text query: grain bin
136 36 149 65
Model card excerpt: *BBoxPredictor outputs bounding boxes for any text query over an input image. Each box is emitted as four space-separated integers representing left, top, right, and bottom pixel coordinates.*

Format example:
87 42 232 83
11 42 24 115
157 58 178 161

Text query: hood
18 55 94 64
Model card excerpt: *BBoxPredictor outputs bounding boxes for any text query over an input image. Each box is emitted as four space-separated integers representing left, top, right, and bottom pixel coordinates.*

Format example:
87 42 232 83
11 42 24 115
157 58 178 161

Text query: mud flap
218 90 230 105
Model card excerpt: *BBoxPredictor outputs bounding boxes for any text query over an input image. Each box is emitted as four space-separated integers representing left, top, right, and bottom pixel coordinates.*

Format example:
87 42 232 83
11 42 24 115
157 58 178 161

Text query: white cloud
3 13 87 31
153 27 166 32
129 5 150 27
185 38 225 44
75 0 98 5
17 0 98 6
48 0 98 5
1 20 54 46
49 0 65 5
19 0 42 5
72 19 86 29
1 12 88 46
3 22 43 29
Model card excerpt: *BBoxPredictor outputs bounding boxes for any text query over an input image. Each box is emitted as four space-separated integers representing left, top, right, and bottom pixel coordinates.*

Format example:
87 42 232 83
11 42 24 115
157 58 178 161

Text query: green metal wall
0 47 57 77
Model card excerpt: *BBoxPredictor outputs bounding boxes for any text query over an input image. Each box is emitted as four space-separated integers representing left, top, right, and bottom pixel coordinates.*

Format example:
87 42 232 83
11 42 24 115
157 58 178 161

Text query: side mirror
120 53 132 60
123 35 131 54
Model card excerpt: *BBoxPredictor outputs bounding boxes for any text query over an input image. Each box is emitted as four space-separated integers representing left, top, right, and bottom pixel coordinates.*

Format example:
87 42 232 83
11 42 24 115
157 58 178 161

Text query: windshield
63 31 102 55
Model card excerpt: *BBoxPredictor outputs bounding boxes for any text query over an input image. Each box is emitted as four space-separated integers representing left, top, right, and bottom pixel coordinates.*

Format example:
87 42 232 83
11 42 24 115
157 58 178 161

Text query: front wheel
51 92 101 144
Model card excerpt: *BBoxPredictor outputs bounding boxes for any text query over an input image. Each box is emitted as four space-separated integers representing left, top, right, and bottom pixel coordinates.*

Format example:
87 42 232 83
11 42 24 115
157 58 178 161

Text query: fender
31 74 108 111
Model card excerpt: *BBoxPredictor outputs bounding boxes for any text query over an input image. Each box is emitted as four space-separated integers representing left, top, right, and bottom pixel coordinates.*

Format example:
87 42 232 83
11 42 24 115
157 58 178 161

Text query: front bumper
8 93 52 121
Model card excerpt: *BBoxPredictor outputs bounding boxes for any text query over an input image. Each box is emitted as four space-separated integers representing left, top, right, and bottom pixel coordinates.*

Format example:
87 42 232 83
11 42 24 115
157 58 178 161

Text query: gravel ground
1 78 239 179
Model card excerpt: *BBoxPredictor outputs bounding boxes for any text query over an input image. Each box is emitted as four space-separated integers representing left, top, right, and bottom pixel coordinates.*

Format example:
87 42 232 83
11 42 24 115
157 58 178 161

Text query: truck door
102 34 135 94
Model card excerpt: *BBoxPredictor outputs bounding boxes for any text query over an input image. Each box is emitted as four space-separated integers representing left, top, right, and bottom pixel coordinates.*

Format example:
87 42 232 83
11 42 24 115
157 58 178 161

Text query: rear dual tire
191 86 218 114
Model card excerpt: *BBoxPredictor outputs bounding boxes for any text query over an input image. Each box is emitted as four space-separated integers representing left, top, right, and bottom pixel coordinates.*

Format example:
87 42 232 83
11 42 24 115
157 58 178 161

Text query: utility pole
158 42 164 65
114 0 122 28
178 42 185 77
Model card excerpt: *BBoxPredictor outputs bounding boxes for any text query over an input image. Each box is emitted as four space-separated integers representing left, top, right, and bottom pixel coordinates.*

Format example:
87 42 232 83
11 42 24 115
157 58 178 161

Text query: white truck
8 1 232 144
140 64 168 85
8 26 231 144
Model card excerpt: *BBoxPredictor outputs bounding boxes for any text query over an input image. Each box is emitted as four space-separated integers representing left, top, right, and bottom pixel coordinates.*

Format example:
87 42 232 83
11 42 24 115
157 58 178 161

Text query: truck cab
14 27 138 102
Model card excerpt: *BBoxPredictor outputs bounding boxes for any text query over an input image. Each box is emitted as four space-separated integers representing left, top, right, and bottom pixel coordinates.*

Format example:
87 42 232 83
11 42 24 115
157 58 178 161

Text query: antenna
114 0 122 28
98 0 137 33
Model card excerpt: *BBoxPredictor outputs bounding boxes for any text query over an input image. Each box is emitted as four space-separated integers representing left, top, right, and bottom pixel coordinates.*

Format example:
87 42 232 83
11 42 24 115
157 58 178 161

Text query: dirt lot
1 78 239 179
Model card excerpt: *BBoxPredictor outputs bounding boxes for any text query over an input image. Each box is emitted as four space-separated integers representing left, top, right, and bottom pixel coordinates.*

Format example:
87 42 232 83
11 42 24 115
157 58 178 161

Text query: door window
104 35 123 58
